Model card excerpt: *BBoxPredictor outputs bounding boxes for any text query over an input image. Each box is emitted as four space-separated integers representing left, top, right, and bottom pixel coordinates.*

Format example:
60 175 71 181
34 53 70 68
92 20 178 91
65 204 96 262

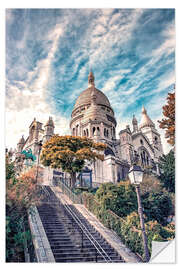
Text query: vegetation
140 173 163 195
158 150 175 193
142 191 173 225
40 135 106 187
6 157 42 262
95 182 137 217
82 181 175 260
158 91 175 146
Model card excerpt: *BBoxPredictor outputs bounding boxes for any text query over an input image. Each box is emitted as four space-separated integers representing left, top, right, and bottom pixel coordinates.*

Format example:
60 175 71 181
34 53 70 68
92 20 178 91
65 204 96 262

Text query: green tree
6 156 16 181
95 182 138 217
142 191 173 225
158 150 175 193
40 135 107 188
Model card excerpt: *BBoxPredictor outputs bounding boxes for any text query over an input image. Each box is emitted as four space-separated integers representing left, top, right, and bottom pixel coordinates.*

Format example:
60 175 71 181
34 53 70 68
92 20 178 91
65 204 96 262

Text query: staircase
37 186 124 263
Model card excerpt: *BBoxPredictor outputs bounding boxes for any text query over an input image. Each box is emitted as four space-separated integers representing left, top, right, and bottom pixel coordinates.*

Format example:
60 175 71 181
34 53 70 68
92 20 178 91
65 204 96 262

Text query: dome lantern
88 70 95 87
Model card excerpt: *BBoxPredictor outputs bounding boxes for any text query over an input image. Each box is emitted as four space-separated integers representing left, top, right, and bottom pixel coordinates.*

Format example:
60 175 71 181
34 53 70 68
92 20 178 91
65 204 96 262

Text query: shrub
83 190 175 260
95 182 138 217
6 160 42 262
142 191 173 225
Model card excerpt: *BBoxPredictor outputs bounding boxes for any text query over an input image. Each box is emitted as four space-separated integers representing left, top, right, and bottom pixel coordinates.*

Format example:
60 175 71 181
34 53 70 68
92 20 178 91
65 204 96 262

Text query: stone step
37 186 124 263
46 231 102 238
55 256 99 262
53 250 119 258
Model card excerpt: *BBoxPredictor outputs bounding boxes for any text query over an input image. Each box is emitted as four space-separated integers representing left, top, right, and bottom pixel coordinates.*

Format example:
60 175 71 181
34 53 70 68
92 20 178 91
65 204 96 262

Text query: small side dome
139 106 155 129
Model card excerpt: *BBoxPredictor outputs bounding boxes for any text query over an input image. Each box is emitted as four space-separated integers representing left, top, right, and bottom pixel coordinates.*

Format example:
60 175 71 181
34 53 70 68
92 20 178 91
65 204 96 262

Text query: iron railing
57 178 83 204
43 186 115 263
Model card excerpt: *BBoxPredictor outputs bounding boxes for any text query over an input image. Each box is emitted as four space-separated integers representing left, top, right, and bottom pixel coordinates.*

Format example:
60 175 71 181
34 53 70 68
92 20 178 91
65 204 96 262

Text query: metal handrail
58 178 83 204
61 200 112 262
43 186 113 263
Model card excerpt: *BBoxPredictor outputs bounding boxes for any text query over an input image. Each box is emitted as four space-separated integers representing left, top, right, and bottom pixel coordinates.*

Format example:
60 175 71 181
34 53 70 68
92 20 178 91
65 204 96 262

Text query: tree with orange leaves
6 157 43 262
6 167 43 211
40 135 107 188
158 91 175 146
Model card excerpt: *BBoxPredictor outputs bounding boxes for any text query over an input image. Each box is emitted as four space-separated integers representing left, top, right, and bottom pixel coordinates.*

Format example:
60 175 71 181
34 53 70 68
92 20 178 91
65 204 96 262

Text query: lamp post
35 140 43 184
128 164 150 262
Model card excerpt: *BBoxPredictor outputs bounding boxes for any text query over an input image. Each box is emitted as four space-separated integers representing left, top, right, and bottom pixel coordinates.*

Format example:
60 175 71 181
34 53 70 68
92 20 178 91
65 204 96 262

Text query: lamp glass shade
128 165 143 185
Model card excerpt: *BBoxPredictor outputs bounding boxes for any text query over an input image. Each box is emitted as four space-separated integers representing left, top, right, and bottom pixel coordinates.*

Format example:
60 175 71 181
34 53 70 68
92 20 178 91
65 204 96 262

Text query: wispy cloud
6 8 175 154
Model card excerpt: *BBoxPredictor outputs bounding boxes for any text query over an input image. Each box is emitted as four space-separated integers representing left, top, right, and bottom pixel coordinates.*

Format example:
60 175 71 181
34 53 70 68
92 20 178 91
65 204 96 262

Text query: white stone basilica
69 71 163 184
15 71 163 185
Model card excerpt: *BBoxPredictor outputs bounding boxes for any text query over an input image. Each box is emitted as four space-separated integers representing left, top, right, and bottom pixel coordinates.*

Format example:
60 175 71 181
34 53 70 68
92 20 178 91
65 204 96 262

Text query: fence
58 178 83 204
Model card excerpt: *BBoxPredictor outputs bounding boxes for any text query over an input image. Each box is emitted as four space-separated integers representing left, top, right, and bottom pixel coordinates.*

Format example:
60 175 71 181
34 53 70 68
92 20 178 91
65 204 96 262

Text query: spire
139 106 155 129
45 116 55 127
132 115 138 132
88 70 95 87
18 135 25 144
142 106 147 114
132 114 138 124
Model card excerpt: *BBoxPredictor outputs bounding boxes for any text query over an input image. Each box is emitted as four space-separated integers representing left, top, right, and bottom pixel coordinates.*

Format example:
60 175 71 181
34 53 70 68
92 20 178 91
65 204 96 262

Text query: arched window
86 129 89 137
146 156 149 166
154 136 158 144
122 167 125 179
84 130 86 136
93 127 96 135
76 125 79 136
141 153 144 164
140 139 143 145
97 127 100 136
139 148 150 167
107 130 109 138
72 128 75 136
113 127 115 137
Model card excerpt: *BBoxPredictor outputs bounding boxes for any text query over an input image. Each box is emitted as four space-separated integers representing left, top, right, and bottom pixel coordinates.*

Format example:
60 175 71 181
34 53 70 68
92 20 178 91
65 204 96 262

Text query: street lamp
128 164 150 262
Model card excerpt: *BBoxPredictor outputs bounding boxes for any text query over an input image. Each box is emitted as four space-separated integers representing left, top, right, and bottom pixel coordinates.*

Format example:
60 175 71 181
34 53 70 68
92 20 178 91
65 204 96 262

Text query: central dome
73 71 112 111
74 86 111 110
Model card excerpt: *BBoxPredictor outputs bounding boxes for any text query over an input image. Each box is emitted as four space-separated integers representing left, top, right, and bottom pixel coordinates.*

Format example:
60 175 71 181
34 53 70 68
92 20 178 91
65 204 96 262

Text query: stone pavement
51 186 142 263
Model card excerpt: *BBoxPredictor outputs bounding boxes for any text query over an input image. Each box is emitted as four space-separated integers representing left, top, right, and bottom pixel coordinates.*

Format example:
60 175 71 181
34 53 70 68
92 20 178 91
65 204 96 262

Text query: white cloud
102 75 123 93
152 23 175 58
158 71 175 90
88 9 143 67
6 24 66 148
6 107 70 149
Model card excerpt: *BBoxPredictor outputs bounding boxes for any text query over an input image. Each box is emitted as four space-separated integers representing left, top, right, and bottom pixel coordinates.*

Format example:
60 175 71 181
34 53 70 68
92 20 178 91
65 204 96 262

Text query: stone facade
15 71 163 185
70 71 163 184
16 117 55 162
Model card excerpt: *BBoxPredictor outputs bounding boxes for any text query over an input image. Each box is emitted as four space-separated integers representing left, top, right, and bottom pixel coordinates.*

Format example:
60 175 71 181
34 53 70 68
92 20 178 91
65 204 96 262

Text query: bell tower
17 135 25 152
132 115 138 133
43 117 55 142
139 106 163 157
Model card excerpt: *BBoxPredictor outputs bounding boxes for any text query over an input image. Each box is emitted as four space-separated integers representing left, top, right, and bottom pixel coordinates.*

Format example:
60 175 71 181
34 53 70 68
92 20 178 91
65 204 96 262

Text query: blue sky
6 8 175 153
